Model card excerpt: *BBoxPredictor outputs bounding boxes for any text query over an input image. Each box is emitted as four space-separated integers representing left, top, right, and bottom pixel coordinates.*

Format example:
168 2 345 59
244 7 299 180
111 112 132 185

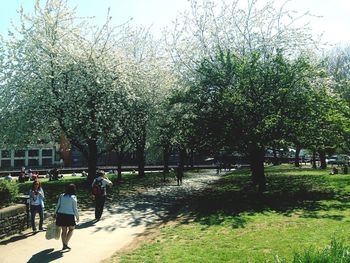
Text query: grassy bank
109 165 350 263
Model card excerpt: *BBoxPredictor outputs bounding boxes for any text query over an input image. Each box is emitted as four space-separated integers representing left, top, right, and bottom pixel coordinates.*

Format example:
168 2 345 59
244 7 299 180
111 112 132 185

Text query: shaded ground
0 170 222 263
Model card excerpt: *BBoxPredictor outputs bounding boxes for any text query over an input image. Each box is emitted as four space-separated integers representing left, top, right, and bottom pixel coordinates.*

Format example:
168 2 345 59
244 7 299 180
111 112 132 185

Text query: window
1 150 11 158
42 158 52 166
42 149 52 157
1 160 11 168
14 159 25 167
14 150 25 158
28 159 39 166
29 150 39 157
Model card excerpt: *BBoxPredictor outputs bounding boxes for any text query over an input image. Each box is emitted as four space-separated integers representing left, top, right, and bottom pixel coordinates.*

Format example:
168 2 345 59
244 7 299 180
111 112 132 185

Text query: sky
0 0 350 46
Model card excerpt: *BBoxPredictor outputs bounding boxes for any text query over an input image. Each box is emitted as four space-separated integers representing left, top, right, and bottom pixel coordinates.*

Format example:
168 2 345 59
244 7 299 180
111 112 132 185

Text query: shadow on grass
175 168 350 228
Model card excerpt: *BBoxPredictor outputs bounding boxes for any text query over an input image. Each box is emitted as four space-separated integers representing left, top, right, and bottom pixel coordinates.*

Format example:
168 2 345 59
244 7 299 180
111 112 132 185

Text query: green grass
110 164 350 263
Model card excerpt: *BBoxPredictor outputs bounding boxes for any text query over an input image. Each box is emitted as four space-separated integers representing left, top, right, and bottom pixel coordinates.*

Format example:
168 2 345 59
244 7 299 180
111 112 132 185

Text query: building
0 145 58 169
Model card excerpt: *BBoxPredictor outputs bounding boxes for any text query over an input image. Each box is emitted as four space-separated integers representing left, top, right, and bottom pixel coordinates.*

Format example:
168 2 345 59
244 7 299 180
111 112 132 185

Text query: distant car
327 159 337 165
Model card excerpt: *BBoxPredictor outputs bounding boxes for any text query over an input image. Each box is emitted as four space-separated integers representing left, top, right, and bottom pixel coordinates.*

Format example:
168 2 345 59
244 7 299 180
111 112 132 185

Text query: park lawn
111 164 350 263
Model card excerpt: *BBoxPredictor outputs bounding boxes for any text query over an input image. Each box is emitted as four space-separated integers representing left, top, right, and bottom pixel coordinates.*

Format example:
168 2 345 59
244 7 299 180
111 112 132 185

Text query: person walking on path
54 184 80 250
92 170 113 221
28 180 45 232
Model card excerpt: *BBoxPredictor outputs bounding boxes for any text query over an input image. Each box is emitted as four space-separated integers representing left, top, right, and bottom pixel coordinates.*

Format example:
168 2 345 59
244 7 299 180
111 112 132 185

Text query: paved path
0 170 221 263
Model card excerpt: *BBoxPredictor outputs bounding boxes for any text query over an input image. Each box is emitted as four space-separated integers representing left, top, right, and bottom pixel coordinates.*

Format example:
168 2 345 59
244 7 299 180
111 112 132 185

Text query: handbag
45 220 61 240
45 221 57 240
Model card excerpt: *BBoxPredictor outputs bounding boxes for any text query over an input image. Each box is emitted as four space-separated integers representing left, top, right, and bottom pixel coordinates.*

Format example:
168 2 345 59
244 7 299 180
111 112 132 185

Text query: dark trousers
95 195 106 220
30 205 43 231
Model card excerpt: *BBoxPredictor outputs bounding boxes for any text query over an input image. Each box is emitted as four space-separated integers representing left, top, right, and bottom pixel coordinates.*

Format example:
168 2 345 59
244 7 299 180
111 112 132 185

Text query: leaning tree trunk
249 144 266 192
294 147 301 167
319 150 327 169
87 139 98 185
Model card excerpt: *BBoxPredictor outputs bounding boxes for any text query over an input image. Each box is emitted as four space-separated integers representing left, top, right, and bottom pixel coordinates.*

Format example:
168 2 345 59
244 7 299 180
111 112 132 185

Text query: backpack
92 179 103 196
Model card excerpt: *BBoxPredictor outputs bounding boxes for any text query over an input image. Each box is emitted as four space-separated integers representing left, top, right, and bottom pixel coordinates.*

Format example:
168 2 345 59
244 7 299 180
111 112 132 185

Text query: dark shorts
56 213 76 226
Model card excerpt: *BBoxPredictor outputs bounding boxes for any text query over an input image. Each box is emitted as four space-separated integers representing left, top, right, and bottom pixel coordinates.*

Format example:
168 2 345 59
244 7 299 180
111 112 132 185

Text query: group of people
330 164 349 175
19 168 40 183
28 170 113 251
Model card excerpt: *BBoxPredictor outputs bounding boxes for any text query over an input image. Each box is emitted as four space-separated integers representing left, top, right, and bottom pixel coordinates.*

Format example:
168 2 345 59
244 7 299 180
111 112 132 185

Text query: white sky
1 0 350 46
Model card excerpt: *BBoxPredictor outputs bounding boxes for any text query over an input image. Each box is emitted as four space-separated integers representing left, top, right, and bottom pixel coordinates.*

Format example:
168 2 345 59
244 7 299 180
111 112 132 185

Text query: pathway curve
0 170 222 263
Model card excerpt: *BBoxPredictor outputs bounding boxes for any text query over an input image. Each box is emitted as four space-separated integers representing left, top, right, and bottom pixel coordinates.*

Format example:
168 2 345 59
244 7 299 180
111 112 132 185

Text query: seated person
5 173 13 181
330 166 339 175
343 165 348 174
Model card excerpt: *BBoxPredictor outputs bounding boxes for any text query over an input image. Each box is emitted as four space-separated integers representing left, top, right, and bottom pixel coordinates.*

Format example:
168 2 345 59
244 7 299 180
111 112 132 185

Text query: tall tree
2 0 130 183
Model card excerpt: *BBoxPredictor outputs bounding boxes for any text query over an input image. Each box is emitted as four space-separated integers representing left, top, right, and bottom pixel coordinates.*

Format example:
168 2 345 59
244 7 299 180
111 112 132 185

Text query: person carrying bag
54 184 79 250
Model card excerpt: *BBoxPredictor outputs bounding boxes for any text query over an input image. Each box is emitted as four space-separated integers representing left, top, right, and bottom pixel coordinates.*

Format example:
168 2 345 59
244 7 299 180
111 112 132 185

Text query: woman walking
54 184 79 250
29 180 45 231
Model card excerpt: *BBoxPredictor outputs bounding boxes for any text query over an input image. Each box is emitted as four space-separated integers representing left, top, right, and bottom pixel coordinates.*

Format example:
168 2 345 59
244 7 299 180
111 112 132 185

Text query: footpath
0 170 221 263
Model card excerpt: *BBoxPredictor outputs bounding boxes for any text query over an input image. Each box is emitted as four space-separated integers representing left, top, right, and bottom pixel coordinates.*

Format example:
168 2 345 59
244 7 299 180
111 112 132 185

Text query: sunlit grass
109 164 350 263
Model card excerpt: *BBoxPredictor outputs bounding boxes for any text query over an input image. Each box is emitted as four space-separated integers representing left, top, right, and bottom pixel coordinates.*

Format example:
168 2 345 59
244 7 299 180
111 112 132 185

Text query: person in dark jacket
91 170 113 221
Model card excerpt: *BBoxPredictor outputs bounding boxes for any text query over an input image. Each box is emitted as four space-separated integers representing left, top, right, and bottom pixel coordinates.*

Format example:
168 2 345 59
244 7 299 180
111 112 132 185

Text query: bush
291 239 350 263
0 180 19 208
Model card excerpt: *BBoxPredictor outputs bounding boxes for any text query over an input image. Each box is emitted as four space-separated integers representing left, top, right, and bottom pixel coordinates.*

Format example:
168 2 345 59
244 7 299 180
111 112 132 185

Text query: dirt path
0 170 222 263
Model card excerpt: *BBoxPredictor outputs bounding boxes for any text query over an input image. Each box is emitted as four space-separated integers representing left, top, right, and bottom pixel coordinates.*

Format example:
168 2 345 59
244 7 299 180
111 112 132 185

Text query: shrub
0 180 19 208
292 239 350 263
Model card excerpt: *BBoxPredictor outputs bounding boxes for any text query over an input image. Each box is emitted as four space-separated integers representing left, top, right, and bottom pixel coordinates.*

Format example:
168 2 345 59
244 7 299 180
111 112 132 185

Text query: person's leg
95 196 101 220
65 226 75 248
95 196 105 220
38 206 44 230
101 196 106 218
30 205 37 231
61 226 68 248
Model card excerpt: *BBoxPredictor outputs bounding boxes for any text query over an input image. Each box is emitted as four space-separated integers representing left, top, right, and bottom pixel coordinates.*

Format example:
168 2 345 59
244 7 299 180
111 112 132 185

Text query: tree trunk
294 147 301 167
163 147 170 174
312 150 317 169
249 145 266 192
87 140 98 185
189 148 194 168
163 147 170 181
178 147 186 179
136 144 145 177
116 147 124 181
319 150 327 169
272 149 279 165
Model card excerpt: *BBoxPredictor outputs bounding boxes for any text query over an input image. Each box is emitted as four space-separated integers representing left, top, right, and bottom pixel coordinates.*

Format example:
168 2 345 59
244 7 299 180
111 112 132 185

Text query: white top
28 188 45 207
55 194 79 220
91 176 112 196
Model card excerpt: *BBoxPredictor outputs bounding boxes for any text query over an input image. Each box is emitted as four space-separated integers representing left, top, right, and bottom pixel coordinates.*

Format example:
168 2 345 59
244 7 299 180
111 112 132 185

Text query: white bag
45 221 61 240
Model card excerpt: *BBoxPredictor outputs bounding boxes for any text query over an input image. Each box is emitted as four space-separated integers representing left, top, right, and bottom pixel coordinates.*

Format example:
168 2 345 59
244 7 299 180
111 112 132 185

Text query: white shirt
55 194 79 220
92 176 112 196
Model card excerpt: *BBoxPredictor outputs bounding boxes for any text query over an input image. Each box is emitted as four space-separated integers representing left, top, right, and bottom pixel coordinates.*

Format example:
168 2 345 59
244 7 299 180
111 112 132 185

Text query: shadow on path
90 171 222 233
76 219 96 229
27 248 66 263
0 231 38 245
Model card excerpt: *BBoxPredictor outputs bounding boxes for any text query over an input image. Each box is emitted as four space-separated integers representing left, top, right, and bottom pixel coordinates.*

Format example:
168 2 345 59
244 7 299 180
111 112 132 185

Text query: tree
119 26 173 177
187 49 324 191
2 0 131 183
